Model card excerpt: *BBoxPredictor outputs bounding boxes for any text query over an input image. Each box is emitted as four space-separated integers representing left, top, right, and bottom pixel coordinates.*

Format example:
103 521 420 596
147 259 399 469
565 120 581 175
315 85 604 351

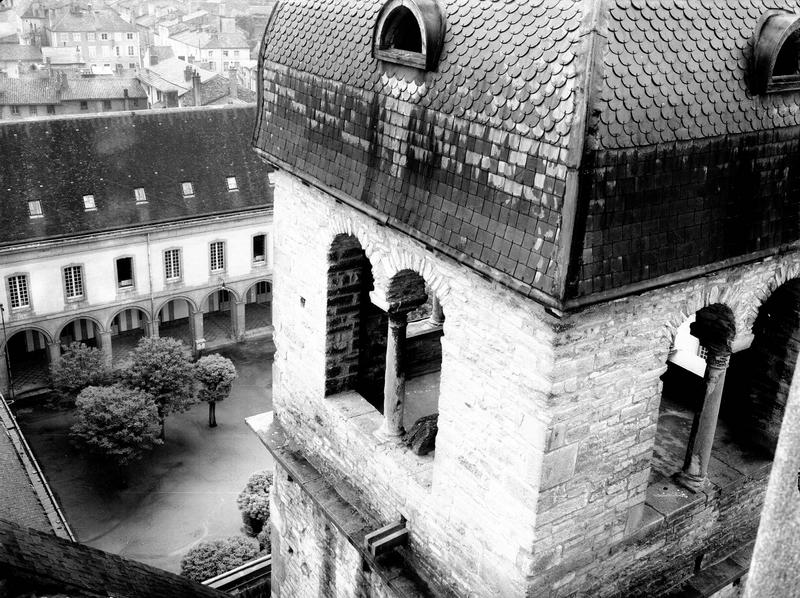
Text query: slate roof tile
0 106 271 246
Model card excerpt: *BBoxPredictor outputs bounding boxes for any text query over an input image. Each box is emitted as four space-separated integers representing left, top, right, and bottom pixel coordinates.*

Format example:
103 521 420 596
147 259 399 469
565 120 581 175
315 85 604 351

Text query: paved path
14 340 275 574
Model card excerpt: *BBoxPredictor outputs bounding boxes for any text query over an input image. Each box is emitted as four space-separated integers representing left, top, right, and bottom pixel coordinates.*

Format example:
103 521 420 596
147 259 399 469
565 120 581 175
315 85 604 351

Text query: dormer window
373 0 445 72
226 176 238 191
28 200 43 218
753 11 800 93
181 182 194 197
134 187 147 204
83 194 96 211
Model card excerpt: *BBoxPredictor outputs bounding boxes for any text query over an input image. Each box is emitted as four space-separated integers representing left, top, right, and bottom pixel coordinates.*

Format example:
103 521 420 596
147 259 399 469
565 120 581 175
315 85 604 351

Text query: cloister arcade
0 279 273 398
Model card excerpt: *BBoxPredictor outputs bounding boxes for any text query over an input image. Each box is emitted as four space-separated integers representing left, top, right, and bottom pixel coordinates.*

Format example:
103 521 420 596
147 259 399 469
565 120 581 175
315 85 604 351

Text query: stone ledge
663 543 753 597
246 411 442 598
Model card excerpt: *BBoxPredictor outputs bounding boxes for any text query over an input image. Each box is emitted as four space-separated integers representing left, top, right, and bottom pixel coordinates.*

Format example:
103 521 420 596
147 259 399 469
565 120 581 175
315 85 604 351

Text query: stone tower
250 1 800 596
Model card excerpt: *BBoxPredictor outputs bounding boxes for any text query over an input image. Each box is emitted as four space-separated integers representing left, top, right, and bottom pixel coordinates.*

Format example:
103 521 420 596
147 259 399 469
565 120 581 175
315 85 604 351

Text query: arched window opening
158 298 194 347
325 234 384 407
381 7 422 53
203 289 235 347
773 30 800 77
648 304 762 495
110 307 149 365
244 280 272 335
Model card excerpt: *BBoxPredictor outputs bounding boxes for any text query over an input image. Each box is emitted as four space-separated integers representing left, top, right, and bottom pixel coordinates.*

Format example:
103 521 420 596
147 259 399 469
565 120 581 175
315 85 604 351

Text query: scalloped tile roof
597 0 800 149
256 0 587 299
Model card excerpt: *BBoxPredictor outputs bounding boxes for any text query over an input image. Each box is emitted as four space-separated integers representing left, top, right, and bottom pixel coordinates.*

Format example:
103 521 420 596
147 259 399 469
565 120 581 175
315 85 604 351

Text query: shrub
70 385 162 466
237 470 272 535
180 536 260 582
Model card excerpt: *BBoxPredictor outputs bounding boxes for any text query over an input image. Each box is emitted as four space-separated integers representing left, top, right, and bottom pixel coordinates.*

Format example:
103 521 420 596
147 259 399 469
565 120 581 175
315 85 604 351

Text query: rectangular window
129 63 136 69
226 176 237 191
72 32 81 41
234 50 239 58
115 46 120 56
29 106 37 116
89 45 97 57
102 46 110 57
127 45 134 55
80 101 88 110
164 248 181 281
210 241 225 272
223 50 229 57
181 181 194 197
103 100 112 110
28 200 42 218
134 187 146 203
64 265 84 299
87 32 95 41
11 106 19 115
100 33 108 40
47 105 55 115
8 275 29 309
126 32 134 40
83 194 96 211
252 234 266 264
116 257 133 288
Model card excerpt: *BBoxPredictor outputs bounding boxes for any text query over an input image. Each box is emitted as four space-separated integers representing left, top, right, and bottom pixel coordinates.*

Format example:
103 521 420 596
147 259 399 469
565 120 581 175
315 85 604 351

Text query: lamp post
0 304 15 401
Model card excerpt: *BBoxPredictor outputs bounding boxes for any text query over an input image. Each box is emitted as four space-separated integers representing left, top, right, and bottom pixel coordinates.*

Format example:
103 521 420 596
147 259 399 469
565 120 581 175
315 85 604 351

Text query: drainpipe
146 233 155 334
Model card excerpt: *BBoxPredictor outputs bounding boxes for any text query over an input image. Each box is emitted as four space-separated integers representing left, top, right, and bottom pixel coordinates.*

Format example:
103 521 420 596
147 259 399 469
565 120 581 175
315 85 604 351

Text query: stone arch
0 325 53 352
660 283 746 350
154 295 199 317
199 285 241 307
743 262 800 334
326 213 451 310
55 314 106 339
106 304 152 332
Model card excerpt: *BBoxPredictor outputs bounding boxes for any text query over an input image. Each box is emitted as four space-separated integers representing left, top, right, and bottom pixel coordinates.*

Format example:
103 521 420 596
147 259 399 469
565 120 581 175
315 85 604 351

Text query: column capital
705 350 731 370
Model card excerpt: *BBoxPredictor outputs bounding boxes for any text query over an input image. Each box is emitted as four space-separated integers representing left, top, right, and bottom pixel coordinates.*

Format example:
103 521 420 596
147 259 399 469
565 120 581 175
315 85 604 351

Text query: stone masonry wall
527 250 800 596
270 170 557 598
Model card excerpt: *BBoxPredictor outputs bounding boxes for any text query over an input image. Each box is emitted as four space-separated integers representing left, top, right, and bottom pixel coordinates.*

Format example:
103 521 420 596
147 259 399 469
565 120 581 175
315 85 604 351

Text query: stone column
430 296 444 326
234 300 246 341
0 351 9 398
380 313 407 439
678 348 731 491
191 310 205 353
47 341 61 369
146 318 160 338
98 330 113 368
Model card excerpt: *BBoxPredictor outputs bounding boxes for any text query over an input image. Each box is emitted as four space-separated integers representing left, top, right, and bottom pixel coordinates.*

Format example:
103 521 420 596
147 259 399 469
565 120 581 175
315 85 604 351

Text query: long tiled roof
0 44 43 61
0 78 60 104
596 0 800 149
60 76 147 99
0 518 227 598
255 0 586 299
50 8 135 32
0 106 272 246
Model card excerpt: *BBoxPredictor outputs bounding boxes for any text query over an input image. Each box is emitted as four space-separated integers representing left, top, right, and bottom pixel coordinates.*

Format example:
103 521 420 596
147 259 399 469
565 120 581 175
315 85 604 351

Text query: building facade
250 1 800 597
0 105 273 398
47 8 142 72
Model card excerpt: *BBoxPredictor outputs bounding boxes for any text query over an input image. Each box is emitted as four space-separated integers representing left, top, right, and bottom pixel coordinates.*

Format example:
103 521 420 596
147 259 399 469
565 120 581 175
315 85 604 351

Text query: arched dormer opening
753 10 800 93
373 0 445 72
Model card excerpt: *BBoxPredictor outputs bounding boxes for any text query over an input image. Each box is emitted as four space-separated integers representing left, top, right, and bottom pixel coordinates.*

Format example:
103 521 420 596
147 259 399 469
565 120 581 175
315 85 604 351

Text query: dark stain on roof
0 105 271 247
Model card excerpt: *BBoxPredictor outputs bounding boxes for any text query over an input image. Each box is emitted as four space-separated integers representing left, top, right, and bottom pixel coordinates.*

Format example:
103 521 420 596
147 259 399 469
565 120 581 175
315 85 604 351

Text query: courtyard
13 339 275 574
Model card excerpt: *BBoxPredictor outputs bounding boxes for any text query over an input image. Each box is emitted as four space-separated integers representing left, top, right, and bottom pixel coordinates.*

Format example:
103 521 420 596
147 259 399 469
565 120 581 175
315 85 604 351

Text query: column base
194 338 206 352
374 425 405 445
674 470 709 494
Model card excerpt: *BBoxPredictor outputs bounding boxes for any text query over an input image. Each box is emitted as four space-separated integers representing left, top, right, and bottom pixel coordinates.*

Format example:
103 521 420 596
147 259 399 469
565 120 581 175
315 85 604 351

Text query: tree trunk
209 401 217 427
158 403 165 440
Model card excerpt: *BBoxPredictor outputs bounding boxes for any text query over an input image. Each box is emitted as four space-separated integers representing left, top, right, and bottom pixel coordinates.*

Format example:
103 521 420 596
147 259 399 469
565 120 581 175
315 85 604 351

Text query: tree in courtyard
70 385 162 467
237 470 272 536
194 353 237 427
121 337 195 439
180 536 260 582
50 342 109 404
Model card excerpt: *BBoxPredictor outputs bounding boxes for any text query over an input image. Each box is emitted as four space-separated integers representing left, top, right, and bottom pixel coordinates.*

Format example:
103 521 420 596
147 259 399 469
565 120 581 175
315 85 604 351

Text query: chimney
192 71 201 106
227 67 236 102
184 65 192 81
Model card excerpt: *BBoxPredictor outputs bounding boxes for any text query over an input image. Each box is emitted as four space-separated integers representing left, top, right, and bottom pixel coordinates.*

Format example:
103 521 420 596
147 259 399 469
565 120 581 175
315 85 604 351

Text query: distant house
47 7 141 72
0 44 42 77
136 57 253 107
167 28 249 75
0 74 147 118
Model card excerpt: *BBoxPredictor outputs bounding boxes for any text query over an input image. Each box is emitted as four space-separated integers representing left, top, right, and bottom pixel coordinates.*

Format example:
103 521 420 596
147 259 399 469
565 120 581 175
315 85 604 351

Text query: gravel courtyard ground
14 339 275 574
